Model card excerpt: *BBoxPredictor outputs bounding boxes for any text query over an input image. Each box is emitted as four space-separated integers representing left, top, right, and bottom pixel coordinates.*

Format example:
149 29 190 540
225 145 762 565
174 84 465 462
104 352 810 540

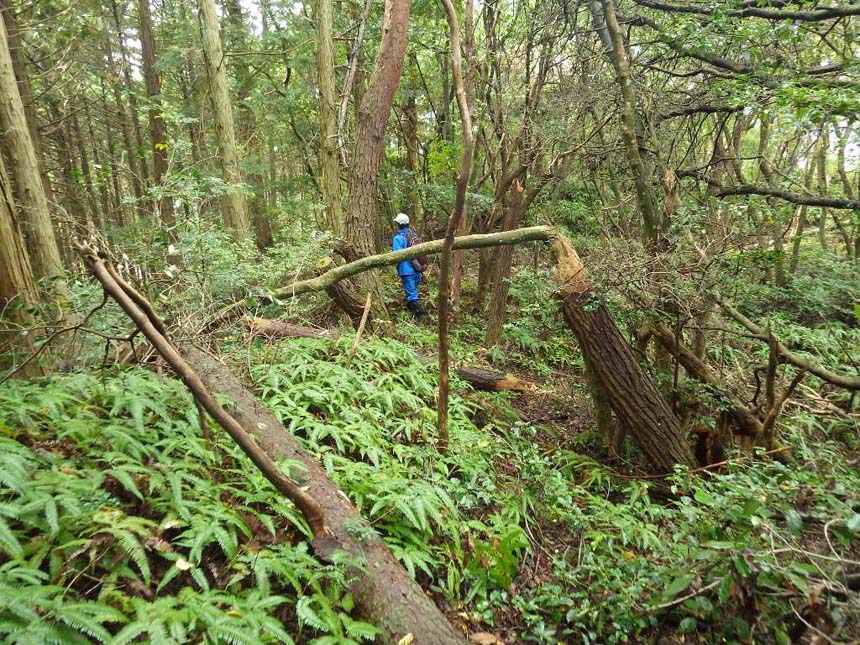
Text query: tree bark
111 0 150 187
343 0 410 309
199 0 251 237
316 0 343 236
595 0 661 245
71 110 101 229
275 225 555 297
103 36 145 220
0 154 42 378
0 14 64 279
549 235 696 471
182 348 465 644
225 0 272 249
0 0 55 210
437 0 475 450
137 0 175 230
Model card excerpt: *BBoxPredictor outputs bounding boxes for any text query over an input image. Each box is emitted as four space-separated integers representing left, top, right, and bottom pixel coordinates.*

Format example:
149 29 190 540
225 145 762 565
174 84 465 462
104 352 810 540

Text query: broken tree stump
455 366 529 392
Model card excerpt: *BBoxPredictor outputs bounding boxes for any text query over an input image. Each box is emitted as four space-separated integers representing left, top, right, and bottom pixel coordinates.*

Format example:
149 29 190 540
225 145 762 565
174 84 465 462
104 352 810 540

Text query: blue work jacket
393 226 417 276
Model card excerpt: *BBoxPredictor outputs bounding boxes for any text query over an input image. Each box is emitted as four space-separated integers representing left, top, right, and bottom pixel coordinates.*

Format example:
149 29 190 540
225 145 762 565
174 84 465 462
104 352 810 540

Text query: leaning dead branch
77 242 327 537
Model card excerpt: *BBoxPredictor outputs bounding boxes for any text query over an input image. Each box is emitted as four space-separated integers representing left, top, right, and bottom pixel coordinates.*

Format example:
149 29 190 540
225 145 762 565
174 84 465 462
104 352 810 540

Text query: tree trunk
265 225 696 471
199 0 250 237
103 36 145 220
111 0 150 188
485 186 524 347
316 0 343 236
138 0 175 231
816 123 829 251
99 77 125 225
49 101 90 231
549 235 695 471
0 0 55 210
84 101 112 222
344 0 410 308
650 321 763 439
593 0 661 245
0 153 42 378
225 0 272 249
71 111 101 229
0 15 64 279
180 348 465 644
756 115 786 287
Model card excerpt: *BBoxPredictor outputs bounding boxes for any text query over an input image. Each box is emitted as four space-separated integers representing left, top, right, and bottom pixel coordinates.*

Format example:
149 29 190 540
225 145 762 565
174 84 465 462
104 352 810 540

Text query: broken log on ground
245 317 531 392
183 348 465 645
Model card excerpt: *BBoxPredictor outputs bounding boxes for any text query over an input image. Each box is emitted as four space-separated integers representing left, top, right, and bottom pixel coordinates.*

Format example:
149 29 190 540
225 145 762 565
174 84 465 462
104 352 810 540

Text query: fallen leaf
397 634 414 645
470 632 504 645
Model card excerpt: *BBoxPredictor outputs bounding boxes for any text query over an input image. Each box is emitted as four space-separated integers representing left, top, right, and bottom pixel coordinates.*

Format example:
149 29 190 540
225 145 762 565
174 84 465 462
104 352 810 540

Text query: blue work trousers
400 273 421 302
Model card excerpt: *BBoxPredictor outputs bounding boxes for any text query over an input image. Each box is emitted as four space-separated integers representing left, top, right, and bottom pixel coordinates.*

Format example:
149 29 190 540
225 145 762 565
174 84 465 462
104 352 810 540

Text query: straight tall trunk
0 154 42 377
343 0 410 310
817 124 830 251
103 36 145 219
0 15 63 279
71 111 102 229
345 0 410 253
111 0 150 187
316 0 343 236
199 0 250 237
485 187 524 346
138 0 175 230
592 0 660 245
0 0 55 209
225 0 272 248
84 101 112 220
99 78 125 224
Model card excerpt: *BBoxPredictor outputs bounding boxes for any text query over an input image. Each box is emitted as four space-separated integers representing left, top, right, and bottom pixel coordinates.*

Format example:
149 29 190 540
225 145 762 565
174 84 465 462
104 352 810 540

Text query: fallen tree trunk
548 236 697 471
270 227 696 471
183 348 465 644
275 225 555 297
713 292 860 390
245 317 530 392
455 366 529 392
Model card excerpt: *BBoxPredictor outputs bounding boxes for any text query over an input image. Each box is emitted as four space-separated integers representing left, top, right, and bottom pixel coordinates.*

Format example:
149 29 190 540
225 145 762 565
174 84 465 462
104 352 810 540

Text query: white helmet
393 212 410 225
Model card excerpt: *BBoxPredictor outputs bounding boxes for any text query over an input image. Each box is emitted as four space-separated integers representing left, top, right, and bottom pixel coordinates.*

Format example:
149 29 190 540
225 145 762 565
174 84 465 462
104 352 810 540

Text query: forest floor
2 253 860 643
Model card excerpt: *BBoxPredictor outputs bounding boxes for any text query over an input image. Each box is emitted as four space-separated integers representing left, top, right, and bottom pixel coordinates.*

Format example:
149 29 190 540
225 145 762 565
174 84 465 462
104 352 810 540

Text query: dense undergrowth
3 324 859 643
2 235 860 643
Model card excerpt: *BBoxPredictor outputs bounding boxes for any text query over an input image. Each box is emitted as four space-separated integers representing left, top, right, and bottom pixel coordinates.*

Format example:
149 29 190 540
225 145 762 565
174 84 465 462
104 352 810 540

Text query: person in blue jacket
392 212 426 320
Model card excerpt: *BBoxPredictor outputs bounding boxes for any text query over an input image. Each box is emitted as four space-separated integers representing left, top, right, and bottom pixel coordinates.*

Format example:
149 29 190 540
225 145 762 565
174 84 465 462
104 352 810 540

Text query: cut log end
457 367 530 392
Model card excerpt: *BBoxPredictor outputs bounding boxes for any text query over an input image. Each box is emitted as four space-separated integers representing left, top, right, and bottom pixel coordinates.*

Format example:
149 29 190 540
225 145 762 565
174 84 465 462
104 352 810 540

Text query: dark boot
407 300 425 321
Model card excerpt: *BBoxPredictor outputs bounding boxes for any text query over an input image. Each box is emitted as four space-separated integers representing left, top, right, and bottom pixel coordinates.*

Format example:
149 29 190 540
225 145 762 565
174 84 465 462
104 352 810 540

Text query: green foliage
0 369 368 643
